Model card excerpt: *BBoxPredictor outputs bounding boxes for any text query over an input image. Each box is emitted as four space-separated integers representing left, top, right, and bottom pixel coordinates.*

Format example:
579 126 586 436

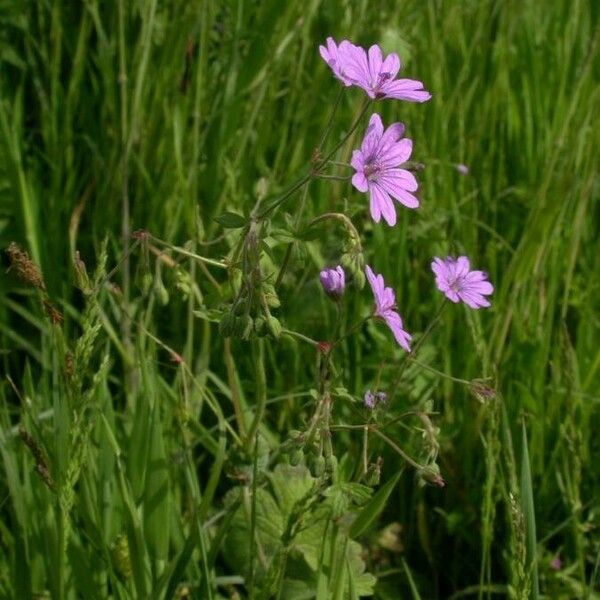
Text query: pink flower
320 265 345 298
352 113 419 226
319 38 431 102
319 38 356 86
431 257 494 309
365 266 411 351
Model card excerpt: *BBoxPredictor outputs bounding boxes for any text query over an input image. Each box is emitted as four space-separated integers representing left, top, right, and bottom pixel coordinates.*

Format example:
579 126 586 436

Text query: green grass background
0 0 599 598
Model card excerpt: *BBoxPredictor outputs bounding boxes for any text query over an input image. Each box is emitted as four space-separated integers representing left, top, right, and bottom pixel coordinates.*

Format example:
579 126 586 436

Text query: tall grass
0 0 598 598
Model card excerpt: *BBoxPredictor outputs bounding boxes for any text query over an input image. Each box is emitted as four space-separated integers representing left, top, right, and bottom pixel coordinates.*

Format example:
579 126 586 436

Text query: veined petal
351 149 365 171
369 191 382 223
383 310 411 352
382 79 431 102
465 270 489 283
378 122 406 150
469 280 494 295
342 44 371 88
367 45 383 84
381 52 401 79
455 256 471 276
365 113 384 139
371 183 397 226
382 168 418 192
380 138 412 166
352 171 368 193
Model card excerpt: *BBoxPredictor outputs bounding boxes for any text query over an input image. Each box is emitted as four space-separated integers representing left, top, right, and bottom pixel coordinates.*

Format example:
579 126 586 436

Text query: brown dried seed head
6 242 45 290
43 298 64 325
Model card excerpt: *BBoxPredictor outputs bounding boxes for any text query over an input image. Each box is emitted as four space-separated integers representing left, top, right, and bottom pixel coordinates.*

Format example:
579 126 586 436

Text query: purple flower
320 266 345 298
365 266 411 351
431 256 494 309
319 37 356 86
319 38 431 102
550 556 562 571
456 163 469 175
351 113 419 226
363 390 376 409
363 390 388 410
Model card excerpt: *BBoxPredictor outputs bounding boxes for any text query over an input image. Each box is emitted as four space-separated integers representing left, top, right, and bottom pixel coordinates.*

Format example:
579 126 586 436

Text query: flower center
373 72 392 97
449 278 463 294
364 161 381 181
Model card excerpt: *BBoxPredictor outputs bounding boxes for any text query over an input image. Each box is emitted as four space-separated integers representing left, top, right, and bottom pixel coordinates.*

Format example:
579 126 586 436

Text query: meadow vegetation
0 1 599 598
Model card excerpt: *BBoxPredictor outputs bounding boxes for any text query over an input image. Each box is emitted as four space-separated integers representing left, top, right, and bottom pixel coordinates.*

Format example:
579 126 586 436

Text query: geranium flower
363 390 387 410
320 266 345 298
365 266 411 351
319 38 431 102
352 113 419 226
431 257 494 309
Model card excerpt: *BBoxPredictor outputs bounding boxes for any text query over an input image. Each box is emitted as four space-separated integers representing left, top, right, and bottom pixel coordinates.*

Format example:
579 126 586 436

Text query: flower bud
154 276 169 306
253 315 267 336
262 283 281 308
235 315 254 340
325 454 338 475
289 448 303 466
365 461 382 486
266 315 282 339
142 273 153 294
319 265 345 298
309 455 326 478
417 463 445 488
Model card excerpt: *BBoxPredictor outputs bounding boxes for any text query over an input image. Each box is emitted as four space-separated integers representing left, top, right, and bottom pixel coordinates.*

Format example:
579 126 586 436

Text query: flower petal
383 310 411 352
368 45 383 84
371 183 397 226
380 52 401 79
351 149 365 171
352 171 368 193
369 191 382 223
381 79 431 102
379 138 412 167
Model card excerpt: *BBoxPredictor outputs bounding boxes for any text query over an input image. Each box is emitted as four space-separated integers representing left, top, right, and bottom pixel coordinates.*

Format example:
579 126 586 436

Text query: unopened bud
319 266 345 298
254 316 267 336
418 463 445 488
263 284 281 308
266 316 282 339
142 273 153 294
289 448 303 466
325 455 338 475
365 461 382 486
469 380 496 403
154 277 169 306
309 455 326 477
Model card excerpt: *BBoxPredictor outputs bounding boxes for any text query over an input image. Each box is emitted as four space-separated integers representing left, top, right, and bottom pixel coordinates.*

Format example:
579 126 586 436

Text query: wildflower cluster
209 35 497 541
318 37 494 353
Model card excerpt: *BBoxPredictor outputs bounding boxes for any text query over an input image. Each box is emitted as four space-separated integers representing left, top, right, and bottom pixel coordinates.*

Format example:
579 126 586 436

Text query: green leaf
350 471 402 538
520 423 539 600
214 211 248 228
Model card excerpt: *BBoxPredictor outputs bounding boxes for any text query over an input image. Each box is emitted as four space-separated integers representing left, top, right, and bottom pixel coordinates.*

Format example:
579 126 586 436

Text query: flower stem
151 237 228 269
282 328 319 347
390 302 447 401
332 314 372 348
245 338 266 453
372 429 423 471
316 87 344 152
257 98 371 220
